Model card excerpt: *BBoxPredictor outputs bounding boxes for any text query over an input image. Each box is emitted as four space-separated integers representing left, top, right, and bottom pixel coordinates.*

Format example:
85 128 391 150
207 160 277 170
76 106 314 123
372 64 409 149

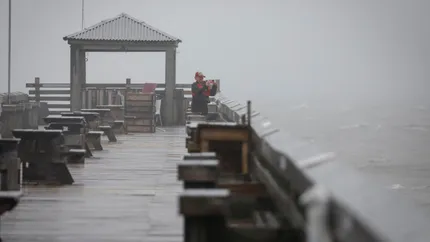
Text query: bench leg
104 129 117 142
87 136 103 151
111 123 126 135
84 142 93 157
22 161 74 185
67 154 85 164
184 216 226 242
93 138 103 151
185 217 207 242
86 137 96 150
50 163 74 184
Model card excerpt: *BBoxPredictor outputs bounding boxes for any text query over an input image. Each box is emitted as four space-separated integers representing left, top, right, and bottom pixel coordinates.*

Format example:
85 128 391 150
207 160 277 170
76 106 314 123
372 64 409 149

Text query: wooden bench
45 121 93 159
179 168 281 242
86 131 104 151
109 120 126 134
98 125 117 142
227 211 282 242
185 121 207 152
61 112 108 147
0 139 21 191
43 116 93 160
186 114 207 122
196 122 250 174
179 189 230 242
177 159 219 189
0 191 22 216
0 190 22 241
96 105 124 120
81 109 118 142
64 111 117 142
0 138 23 239
44 115 87 125
179 112 287 242
61 111 100 129
96 105 126 135
0 190 22 242
186 121 202 136
81 108 111 124
12 129 75 184
65 148 87 164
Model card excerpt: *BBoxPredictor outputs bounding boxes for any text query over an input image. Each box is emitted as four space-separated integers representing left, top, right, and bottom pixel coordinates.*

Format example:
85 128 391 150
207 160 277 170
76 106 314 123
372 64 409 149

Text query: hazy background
1 0 430 204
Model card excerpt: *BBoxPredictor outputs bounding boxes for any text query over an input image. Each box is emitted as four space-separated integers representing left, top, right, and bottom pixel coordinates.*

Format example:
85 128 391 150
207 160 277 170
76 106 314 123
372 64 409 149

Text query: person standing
191 72 217 115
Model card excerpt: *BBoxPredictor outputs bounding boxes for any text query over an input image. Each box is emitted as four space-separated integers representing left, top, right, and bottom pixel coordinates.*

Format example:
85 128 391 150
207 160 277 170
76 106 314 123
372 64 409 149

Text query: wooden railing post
215 79 221 93
34 77 40 103
125 78 131 114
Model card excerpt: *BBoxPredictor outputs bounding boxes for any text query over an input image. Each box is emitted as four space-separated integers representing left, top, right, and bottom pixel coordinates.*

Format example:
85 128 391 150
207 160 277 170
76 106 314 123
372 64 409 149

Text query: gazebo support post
164 47 177 126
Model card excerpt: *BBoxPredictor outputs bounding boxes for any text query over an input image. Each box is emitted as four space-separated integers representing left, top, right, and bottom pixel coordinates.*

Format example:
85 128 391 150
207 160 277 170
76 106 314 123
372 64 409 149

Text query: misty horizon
0 0 429 108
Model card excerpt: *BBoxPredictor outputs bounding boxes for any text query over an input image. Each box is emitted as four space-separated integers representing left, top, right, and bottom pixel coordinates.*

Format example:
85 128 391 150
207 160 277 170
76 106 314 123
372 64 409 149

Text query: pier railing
26 77 221 114
214 94 430 242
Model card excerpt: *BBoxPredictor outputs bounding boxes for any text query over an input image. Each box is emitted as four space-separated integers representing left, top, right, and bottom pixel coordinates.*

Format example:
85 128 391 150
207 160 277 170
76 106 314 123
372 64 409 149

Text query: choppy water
253 101 430 207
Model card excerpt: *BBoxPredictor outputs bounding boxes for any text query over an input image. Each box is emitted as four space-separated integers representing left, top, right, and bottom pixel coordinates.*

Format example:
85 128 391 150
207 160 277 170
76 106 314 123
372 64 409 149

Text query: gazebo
63 13 181 125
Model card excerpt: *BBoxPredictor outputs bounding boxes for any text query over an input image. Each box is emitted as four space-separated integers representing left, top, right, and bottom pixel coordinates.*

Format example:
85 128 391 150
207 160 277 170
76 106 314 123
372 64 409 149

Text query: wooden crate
127 125 156 133
124 93 157 134
125 105 155 113
125 118 155 126
126 93 155 101
126 100 155 107
125 112 155 119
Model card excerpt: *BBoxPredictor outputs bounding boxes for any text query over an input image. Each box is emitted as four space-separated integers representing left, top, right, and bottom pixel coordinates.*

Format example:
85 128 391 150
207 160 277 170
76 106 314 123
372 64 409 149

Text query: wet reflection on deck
2 127 186 242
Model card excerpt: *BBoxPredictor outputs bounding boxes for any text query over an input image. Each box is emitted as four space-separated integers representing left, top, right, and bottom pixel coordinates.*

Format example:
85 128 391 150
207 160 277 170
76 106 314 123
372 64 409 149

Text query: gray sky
0 0 429 107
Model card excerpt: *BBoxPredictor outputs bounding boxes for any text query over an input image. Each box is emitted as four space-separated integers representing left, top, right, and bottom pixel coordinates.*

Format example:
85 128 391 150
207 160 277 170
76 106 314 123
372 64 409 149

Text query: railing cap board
214 93 430 241
0 92 29 104
25 82 194 89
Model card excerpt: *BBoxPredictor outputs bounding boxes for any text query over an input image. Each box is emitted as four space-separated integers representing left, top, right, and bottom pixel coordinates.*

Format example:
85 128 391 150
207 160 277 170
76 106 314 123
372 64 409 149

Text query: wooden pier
2 128 185 242
2 11 430 242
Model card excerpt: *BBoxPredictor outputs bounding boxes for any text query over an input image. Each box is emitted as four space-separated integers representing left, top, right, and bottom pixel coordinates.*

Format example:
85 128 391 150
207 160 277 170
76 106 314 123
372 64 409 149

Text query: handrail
25 82 193 89
214 93 430 242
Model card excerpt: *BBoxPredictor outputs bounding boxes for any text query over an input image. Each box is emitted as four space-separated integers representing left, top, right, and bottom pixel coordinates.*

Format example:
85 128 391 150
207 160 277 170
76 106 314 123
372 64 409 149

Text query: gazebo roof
63 13 181 44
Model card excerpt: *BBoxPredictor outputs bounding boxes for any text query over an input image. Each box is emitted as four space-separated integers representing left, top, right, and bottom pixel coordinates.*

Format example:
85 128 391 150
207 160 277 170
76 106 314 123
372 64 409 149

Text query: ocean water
253 100 430 207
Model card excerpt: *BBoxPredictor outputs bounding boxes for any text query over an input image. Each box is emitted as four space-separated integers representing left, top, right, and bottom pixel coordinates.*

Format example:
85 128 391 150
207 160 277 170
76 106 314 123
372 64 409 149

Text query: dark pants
191 96 208 115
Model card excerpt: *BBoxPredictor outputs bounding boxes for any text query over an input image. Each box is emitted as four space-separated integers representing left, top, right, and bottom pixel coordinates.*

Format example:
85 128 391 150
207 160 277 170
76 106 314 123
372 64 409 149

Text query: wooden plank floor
2 127 186 242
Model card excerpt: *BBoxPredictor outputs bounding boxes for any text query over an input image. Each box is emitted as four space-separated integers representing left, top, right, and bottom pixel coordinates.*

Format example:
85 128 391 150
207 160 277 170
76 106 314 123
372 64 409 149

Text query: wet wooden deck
2 127 186 242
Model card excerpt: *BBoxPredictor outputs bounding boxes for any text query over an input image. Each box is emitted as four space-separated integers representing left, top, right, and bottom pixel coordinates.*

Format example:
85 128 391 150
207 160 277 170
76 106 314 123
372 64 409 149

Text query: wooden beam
47 104 71 109
26 82 192 89
82 45 170 52
67 39 179 47
29 90 70 95
29 96 70 101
